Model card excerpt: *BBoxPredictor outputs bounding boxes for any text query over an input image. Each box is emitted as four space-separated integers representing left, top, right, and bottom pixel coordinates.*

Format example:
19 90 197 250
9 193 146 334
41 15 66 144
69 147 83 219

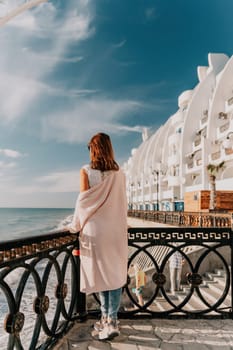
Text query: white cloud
0 169 80 195
0 74 44 121
0 0 151 209
0 1 145 139
4 161 17 168
35 170 80 193
0 149 26 191
112 40 126 49
40 84 98 98
41 97 143 143
0 160 16 169
114 125 146 133
0 148 25 158
0 0 94 122
0 1 55 31
23 50 84 64
0 161 18 183
58 12 94 41
145 7 158 21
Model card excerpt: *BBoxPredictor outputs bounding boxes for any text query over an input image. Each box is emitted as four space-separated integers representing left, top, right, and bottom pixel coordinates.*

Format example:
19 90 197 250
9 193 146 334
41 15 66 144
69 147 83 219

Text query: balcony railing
0 224 233 349
127 210 232 227
201 115 208 124
227 97 233 106
219 122 230 133
211 150 221 161
194 136 201 147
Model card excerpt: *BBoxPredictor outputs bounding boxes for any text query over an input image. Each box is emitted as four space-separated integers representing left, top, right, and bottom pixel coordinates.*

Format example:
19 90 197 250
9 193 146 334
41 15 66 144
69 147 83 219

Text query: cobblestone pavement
53 318 233 350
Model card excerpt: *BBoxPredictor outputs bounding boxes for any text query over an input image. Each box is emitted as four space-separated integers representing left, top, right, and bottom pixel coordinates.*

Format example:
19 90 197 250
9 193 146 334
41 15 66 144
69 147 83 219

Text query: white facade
124 53 233 211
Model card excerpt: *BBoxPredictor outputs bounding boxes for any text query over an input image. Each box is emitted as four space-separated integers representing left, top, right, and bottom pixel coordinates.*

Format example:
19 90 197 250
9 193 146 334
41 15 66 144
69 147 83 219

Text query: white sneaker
94 316 107 332
98 319 120 340
98 323 110 340
108 319 120 339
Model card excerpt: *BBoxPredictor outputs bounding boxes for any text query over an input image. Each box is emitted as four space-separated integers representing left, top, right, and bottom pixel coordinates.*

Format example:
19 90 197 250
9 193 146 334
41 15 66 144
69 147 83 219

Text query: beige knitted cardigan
70 169 128 294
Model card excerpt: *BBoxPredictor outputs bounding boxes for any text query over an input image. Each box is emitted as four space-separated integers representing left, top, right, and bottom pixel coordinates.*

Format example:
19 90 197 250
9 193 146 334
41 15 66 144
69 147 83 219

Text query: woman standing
68 133 128 340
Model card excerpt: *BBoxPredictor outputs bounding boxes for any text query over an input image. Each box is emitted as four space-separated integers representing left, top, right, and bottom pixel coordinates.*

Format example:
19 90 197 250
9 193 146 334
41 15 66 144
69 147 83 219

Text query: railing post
189 214 192 226
199 213 202 227
73 240 87 320
179 212 182 226
231 220 233 319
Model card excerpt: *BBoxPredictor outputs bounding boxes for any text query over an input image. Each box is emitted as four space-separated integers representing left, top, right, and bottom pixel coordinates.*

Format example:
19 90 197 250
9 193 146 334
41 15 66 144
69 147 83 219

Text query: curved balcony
225 97 233 112
167 153 180 166
193 135 201 147
178 90 193 108
171 112 184 125
167 175 181 187
168 133 181 147
161 189 173 199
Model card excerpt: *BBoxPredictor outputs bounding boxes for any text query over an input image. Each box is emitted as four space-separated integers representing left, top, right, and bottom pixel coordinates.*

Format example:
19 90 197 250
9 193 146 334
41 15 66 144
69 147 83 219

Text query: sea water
0 207 74 241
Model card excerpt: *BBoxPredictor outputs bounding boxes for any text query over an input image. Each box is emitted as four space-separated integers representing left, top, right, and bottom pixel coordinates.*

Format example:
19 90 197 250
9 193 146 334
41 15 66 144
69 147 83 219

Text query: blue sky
0 0 233 208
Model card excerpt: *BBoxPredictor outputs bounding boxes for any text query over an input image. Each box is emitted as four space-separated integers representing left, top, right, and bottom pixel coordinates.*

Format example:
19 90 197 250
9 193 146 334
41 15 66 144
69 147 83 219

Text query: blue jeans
99 288 122 320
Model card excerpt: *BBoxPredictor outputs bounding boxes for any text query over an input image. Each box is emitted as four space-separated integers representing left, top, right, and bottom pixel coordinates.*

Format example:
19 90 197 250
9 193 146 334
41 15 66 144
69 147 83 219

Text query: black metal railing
0 226 233 349
122 227 233 319
0 231 86 350
128 210 232 227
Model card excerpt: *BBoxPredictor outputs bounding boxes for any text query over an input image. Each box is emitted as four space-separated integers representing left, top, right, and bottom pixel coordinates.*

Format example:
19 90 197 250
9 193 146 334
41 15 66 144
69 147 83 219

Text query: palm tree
206 161 225 211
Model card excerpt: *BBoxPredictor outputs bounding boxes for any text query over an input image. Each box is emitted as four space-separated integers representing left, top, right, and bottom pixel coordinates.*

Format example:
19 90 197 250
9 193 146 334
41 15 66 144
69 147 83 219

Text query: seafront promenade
53 218 233 350
127 217 173 228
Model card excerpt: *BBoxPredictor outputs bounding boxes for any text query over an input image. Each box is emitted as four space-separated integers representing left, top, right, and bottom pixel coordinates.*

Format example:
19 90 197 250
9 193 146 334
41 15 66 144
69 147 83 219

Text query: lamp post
151 169 159 211
130 182 134 210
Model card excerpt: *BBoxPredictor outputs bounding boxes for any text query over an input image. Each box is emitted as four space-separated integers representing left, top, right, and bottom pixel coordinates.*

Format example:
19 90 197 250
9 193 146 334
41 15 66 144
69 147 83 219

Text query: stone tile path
53 317 233 349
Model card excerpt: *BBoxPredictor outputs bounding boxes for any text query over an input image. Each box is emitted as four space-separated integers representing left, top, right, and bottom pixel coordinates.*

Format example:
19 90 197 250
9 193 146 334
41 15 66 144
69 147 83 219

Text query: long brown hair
88 133 119 171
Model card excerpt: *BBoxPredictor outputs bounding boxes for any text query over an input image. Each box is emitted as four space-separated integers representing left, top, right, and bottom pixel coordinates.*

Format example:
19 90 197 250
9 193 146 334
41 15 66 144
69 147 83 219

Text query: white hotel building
123 53 233 211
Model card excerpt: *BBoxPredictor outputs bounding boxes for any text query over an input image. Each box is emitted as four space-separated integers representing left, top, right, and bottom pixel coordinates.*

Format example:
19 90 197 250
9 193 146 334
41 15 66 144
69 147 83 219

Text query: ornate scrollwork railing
0 226 233 349
128 210 232 227
0 231 86 350
118 227 233 319
86 227 233 319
